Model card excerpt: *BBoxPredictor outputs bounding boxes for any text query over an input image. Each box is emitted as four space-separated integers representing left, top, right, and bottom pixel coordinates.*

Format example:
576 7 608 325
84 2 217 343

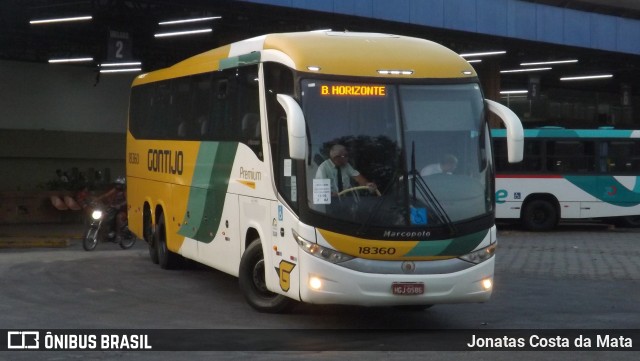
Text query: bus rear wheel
521 199 558 231
239 239 294 313
144 208 158 264
155 215 181 269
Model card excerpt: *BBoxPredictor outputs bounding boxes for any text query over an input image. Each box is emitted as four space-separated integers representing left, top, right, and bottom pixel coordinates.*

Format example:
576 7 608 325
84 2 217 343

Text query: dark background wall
0 60 134 191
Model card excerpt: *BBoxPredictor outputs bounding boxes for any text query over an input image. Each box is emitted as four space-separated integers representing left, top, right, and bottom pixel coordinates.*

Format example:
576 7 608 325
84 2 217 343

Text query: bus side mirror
485 99 524 163
276 94 307 160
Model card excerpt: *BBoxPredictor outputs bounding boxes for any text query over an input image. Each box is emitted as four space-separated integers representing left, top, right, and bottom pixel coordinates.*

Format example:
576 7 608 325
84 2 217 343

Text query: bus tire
239 239 294 313
521 199 558 231
156 215 180 269
145 209 159 264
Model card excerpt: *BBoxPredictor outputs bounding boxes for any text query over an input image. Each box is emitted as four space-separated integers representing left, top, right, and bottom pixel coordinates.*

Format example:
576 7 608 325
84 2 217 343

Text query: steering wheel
337 185 381 197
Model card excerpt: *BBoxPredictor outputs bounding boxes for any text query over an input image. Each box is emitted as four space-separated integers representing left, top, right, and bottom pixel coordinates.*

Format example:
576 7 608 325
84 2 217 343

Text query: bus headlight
292 229 354 264
458 242 497 264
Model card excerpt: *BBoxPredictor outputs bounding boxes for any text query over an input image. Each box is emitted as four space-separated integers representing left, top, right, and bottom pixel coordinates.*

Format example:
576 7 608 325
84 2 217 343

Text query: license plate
392 282 425 295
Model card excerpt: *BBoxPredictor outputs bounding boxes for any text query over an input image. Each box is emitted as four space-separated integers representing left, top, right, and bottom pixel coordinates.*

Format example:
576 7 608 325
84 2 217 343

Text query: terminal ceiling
1 0 639 95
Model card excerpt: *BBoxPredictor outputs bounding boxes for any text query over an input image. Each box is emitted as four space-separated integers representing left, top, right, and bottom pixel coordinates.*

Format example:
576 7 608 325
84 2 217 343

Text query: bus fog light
482 278 493 290
309 277 322 290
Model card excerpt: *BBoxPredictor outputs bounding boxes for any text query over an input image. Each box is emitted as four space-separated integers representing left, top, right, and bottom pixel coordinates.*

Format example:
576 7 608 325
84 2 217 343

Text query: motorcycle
82 203 137 251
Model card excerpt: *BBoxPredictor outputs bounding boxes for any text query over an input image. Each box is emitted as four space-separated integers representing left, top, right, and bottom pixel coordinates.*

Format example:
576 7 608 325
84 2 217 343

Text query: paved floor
496 224 640 281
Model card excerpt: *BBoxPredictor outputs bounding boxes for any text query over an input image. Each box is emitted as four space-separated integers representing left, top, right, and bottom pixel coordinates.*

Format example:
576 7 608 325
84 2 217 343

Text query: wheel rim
251 259 270 295
533 209 547 224
119 234 136 248
84 229 98 249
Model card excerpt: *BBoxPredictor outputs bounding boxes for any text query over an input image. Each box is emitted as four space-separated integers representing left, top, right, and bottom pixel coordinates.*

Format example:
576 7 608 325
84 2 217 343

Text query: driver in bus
315 144 377 197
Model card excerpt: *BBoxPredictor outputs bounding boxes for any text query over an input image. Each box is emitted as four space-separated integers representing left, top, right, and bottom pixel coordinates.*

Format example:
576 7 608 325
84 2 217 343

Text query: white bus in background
493 127 640 231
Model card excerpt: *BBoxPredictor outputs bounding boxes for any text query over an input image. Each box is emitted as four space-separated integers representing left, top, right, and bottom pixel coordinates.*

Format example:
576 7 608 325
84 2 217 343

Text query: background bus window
546 140 595 173
494 138 542 173
606 140 640 173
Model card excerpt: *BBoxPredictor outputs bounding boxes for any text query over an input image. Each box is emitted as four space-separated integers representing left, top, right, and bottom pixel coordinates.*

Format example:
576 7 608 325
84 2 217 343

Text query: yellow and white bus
126 31 523 312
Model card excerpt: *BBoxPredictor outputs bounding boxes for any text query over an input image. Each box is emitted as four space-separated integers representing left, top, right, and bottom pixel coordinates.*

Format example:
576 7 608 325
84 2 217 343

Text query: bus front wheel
521 199 558 231
239 239 294 313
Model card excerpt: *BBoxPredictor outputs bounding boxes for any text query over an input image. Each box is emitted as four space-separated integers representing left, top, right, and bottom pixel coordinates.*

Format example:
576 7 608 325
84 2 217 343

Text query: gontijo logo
147 149 184 175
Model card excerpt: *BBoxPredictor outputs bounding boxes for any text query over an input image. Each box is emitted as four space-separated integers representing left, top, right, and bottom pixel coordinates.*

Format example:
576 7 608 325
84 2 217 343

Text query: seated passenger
421 154 458 176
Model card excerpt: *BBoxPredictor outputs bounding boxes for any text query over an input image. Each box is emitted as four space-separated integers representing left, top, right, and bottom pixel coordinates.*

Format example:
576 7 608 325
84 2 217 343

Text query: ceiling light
100 62 142 67
560 74 613 81
307 66 321 71
30 16 92 25
466 59 482 63
500 90 528 94
460 51 506 58
100 68 142 74
500 67 552 73
521 59 578 66
158 16 221 25
154 28 212 38
48 57 93 63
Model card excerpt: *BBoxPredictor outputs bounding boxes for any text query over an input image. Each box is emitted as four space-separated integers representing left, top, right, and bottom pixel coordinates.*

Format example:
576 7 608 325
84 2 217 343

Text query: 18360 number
358 246 397 255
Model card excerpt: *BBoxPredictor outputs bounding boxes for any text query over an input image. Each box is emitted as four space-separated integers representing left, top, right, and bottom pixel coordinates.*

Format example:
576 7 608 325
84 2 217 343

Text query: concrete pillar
477 59 502 128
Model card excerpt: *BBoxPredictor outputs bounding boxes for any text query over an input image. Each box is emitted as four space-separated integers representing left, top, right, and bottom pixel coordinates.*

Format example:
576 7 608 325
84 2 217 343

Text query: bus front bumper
297 253 494 306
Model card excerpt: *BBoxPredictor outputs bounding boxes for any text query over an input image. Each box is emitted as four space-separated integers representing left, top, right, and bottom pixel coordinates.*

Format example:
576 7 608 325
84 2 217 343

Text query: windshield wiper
355 156 403 235
409 142 457 236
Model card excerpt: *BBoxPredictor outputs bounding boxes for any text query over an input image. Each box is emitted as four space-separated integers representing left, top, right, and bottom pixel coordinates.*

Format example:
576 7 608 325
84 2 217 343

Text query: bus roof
491 128 640 139
133 31 476 85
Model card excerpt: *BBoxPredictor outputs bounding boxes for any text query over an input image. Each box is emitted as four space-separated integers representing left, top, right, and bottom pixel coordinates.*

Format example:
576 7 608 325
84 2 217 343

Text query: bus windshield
301 80 492 232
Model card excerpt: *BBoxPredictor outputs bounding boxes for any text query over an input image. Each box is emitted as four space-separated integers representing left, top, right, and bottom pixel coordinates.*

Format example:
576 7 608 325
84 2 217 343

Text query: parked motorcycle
82 203 136 251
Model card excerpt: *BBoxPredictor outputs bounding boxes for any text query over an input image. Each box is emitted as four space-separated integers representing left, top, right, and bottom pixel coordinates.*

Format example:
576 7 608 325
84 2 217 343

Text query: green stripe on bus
219 52 261 70
565 176 640 207
403 229 488 257
179 142 238 243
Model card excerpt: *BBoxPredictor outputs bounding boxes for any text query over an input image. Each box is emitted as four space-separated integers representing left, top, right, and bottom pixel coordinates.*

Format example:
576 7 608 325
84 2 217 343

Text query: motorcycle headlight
458 242 497 264
91 210 103 220
292 229 354 264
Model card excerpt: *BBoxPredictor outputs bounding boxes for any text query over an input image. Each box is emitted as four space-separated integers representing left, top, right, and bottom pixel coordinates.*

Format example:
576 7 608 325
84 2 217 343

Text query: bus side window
231 66 262 160
264 62 297 209
547 140 595 173
607 140 640 173
493 138 542 173
242 113 262 158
